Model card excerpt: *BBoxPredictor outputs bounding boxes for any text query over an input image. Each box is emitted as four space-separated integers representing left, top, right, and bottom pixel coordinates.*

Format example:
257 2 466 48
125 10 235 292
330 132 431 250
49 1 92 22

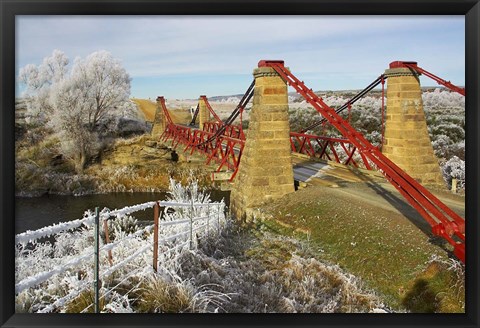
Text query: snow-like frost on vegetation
18 49 146 173
288 88 465 190
15 178 227 313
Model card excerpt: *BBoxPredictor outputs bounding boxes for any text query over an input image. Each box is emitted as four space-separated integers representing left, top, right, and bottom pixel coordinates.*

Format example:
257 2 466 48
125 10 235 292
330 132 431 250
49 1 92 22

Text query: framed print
1 0 479 327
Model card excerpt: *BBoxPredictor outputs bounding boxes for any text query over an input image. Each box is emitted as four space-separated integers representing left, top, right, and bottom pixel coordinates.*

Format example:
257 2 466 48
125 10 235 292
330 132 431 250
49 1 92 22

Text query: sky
16 16 465 99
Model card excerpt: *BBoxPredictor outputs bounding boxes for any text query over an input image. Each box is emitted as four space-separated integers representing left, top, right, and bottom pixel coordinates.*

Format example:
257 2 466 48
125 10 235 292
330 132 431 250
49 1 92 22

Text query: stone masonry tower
382 62 444 185
230 61 295 221
199 95 211 130
151 96 166 137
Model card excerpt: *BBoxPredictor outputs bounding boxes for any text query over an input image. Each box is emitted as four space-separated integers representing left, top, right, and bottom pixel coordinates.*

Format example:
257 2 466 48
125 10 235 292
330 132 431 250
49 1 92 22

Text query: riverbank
15 133 214 197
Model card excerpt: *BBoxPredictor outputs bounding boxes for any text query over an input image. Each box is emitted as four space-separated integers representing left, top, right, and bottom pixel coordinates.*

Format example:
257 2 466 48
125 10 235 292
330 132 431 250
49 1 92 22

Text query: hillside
131 98 195 124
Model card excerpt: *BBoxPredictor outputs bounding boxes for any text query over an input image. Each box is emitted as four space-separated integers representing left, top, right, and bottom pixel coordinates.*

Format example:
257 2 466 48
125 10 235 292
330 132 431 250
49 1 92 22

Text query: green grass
259 187 464 312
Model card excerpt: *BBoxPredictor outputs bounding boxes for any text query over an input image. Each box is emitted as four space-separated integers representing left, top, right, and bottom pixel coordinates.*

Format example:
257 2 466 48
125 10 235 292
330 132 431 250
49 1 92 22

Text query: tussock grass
65 289 107 313
135 278 191 313
177 224 385 313
402 256 465 313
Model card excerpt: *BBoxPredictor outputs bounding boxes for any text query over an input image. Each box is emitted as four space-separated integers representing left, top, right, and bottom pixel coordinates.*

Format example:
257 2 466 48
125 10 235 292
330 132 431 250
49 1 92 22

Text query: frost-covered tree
49 77 101 172
69 51 131 131
18 50 69 124
18 50 132 173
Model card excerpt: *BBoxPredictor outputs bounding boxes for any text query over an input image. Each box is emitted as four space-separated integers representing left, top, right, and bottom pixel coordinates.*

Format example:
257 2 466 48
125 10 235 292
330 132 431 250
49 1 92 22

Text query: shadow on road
349 169 451 252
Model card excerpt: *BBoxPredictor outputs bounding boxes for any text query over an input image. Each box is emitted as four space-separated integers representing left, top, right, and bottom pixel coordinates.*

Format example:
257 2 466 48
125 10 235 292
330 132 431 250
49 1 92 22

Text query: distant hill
203 86 454 103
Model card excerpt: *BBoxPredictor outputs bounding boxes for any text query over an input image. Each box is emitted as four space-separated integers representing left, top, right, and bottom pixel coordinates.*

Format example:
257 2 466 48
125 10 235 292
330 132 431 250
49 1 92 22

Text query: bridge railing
161 121 245 180
203 121 244 140
290 132 374 170
15 199 226 313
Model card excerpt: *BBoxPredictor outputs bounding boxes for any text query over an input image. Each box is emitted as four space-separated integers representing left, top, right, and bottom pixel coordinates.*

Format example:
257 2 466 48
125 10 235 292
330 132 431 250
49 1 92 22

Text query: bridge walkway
292 155 465 229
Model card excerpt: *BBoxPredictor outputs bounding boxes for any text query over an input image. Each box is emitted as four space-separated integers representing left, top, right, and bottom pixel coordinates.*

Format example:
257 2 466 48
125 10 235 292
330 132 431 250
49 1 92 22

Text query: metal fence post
94 207 100 314
217 204 221 235
189 188 194 250
206 205 210 239
153 202 160 273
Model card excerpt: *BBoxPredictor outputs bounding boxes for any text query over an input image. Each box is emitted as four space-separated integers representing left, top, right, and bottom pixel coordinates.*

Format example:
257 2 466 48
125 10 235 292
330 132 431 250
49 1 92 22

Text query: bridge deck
292 154 384 185
291 155 465 226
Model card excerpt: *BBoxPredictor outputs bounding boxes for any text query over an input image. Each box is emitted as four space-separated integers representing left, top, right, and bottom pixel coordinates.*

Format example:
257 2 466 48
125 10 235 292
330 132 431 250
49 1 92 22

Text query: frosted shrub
441 156 465 192
163 177 220 227
15 178 228 313
105 214 139 241
114 117 148 137
423 89 464 110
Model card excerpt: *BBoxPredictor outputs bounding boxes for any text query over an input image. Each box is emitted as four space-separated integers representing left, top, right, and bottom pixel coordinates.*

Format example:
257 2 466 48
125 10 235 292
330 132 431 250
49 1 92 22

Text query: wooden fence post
102 219 113 266
451 178 458 194
153 202 160 273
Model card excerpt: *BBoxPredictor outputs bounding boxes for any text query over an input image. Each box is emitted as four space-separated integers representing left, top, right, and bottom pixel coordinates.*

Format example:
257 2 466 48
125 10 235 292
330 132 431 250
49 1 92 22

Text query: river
15 191 230 234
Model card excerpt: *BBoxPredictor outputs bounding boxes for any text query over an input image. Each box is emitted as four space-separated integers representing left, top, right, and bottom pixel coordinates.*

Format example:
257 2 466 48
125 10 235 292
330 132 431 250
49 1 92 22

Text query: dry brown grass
132 98 193 125
131 98 156 121
65 289 107 313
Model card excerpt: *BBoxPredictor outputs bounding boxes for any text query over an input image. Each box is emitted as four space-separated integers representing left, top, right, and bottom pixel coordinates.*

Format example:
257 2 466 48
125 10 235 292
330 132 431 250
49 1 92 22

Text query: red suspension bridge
157 60 466 263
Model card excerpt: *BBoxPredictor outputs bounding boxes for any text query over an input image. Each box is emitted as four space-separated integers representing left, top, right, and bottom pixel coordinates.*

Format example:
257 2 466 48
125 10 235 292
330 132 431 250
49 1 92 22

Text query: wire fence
15 198 227 313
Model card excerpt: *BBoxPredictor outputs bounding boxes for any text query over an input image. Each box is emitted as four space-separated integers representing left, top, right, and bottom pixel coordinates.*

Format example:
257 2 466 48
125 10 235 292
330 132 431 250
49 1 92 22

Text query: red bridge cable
200 96 223 123
196 80 255 147
300 74 387 133
272 63 465 229
265 61 465 263
157 96 173 124
189 104 199 126
402 63 465 96
381 76 385 149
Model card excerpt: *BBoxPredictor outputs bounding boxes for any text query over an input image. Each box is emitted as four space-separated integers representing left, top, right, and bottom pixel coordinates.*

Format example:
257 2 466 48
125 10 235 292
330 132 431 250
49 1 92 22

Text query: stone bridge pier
151 96 167 137
230 63 295 221
199 95 211 130
382 62 444 186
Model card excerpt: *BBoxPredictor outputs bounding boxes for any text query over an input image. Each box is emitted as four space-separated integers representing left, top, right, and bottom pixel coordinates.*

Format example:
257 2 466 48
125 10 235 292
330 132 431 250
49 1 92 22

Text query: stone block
261 95 288 105
259 121 290 131
382 67 443 186
263 86 287 95
231 65 294 220
252 177 269 186
396 91 423 99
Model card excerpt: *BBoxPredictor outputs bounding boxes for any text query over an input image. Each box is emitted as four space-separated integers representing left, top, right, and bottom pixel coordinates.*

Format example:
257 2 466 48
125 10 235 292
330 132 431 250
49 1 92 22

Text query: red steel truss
200 95 223 123
203 121 245 140
390 61 465 96
157 61 465 263
260 60 465 263
290 132 372 170
156 96 174 125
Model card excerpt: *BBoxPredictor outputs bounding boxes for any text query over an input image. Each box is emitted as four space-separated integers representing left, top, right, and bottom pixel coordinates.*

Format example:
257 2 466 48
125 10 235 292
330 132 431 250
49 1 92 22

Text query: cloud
16 15 464 98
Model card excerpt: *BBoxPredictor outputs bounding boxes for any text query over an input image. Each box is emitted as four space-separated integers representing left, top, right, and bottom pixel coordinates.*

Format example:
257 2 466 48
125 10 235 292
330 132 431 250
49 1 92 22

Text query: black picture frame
1 1 479 327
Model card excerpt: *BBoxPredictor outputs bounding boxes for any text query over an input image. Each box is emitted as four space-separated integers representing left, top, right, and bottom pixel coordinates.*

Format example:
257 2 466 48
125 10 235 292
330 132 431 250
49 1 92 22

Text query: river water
15 191 230 234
